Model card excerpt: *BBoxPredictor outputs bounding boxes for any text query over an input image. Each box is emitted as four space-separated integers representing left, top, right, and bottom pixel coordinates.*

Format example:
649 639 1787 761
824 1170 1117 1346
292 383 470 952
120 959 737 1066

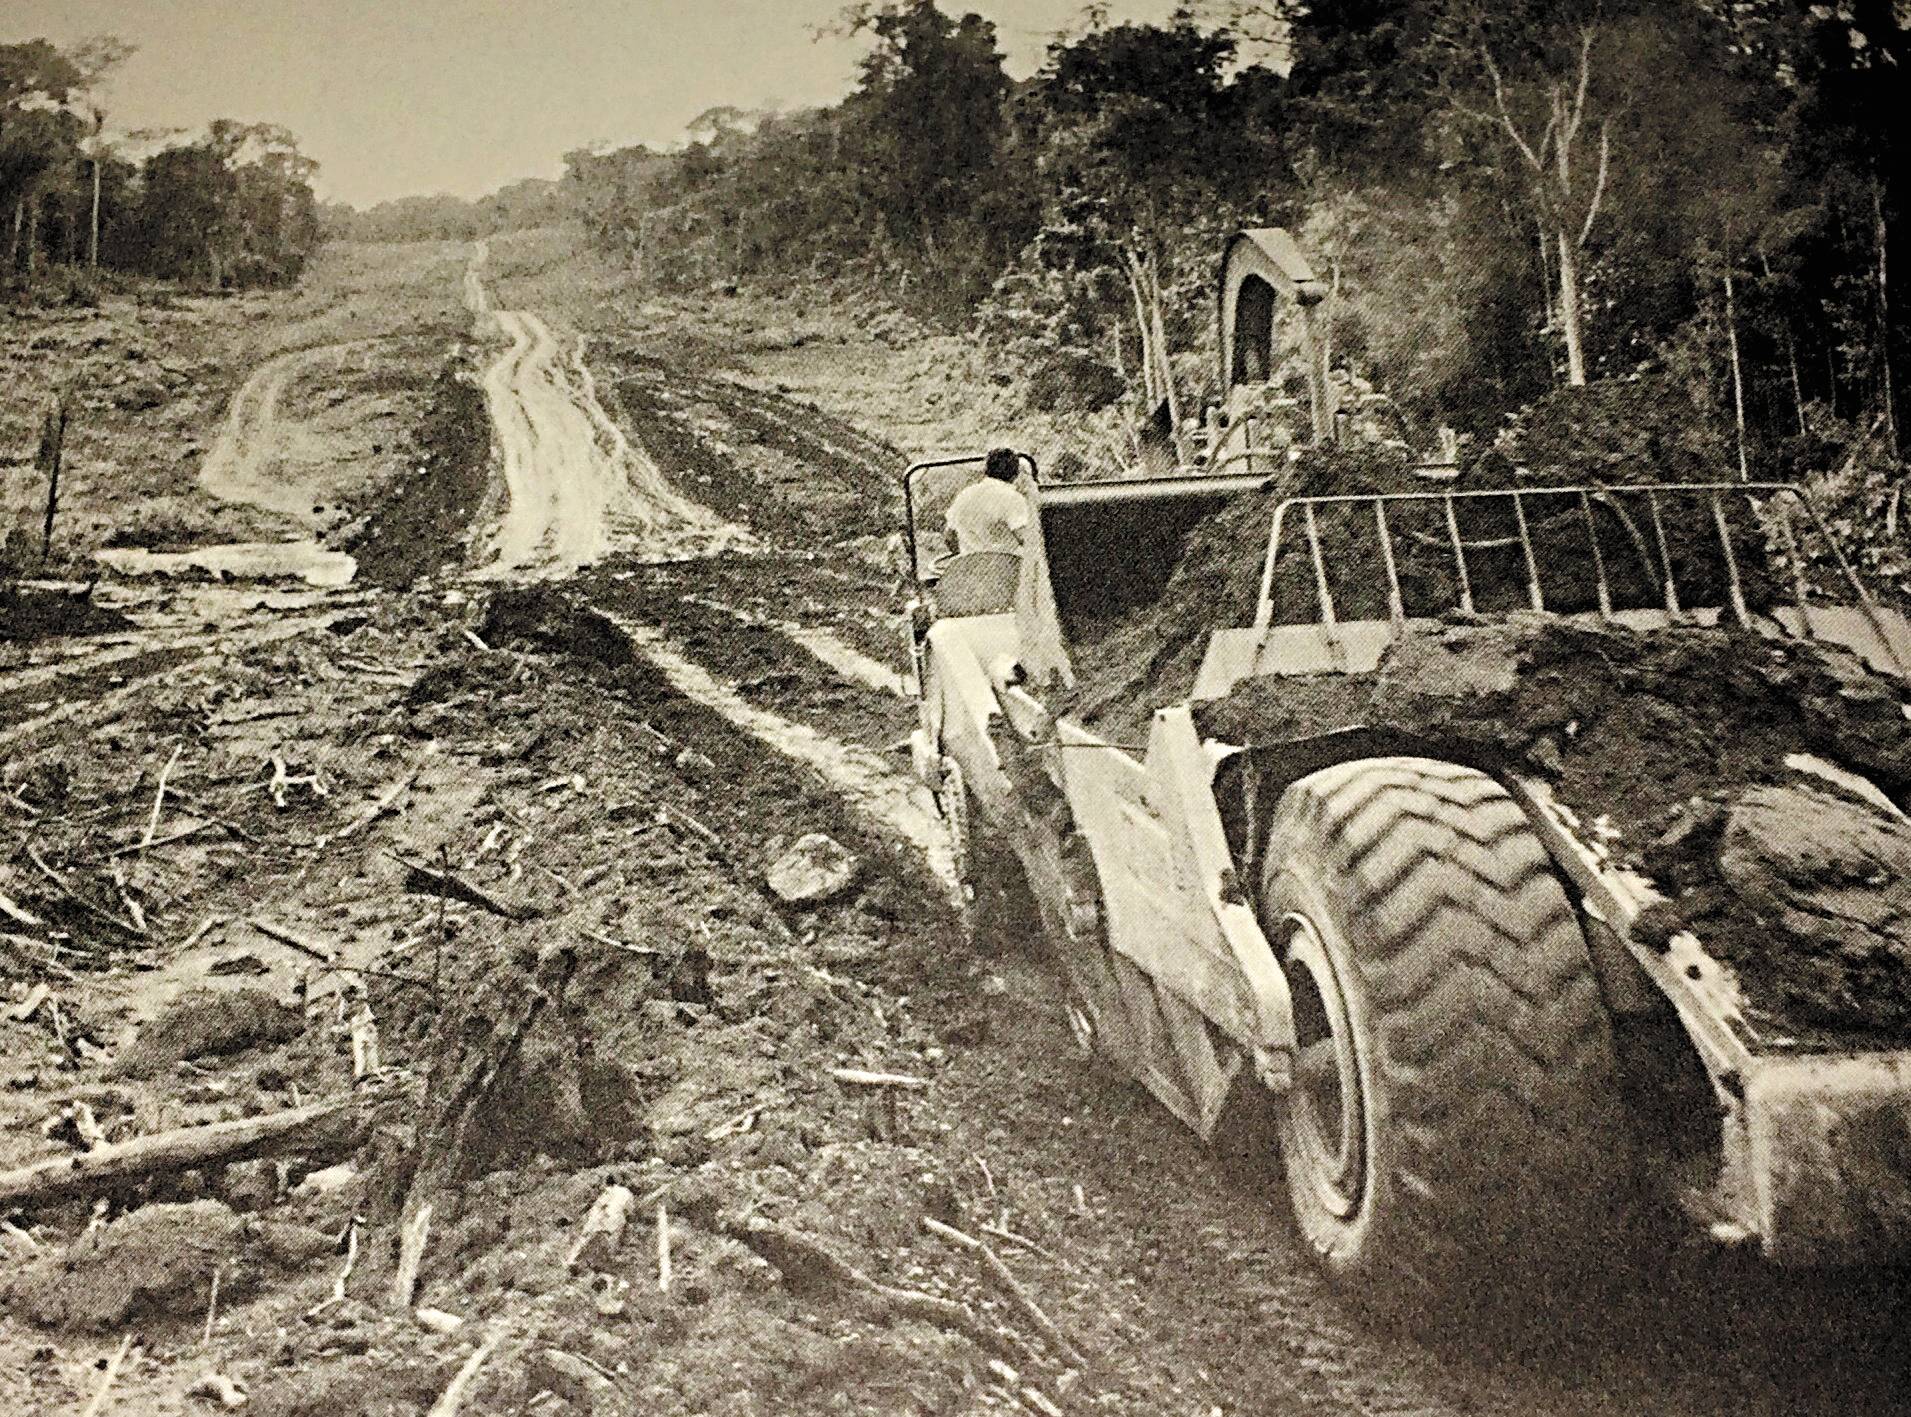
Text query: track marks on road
603 612 952 891
198 342 359 518
683 595 909 699
464 243 751 578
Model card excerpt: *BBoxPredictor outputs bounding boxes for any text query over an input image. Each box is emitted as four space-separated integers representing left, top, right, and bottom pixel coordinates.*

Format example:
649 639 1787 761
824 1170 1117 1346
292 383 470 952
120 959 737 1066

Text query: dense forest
563 0 1907 488
318 179 570 244
1 36 321 294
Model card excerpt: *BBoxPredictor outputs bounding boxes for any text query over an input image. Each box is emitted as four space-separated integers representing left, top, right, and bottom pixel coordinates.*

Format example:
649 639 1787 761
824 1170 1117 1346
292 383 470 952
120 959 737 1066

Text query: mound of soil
3 1200 330 1333
0 584 129 643
1482 374 1728 484
1066 445 1779 740
1066 446 1415 734
115 986 305 1078
341 361 490 589
1196 618 1911 1039
479 584 631 667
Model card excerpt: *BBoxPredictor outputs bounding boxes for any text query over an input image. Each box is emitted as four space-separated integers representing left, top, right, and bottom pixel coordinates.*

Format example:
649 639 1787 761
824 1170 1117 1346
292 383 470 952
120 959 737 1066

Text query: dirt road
6 234 1909 1416
197 343 356 520
464 242 750 577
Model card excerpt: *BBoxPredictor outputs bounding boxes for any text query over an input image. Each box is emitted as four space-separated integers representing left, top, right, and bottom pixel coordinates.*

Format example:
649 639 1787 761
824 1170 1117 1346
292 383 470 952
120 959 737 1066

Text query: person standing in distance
944 448 1028 555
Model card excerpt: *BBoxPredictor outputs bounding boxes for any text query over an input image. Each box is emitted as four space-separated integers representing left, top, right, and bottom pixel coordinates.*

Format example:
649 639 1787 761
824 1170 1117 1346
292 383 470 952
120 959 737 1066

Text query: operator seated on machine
935 447 1026 616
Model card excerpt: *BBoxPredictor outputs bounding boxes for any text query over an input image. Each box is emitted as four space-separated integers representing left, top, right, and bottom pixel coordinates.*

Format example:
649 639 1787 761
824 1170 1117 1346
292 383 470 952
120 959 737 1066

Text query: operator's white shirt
945 478 1029 554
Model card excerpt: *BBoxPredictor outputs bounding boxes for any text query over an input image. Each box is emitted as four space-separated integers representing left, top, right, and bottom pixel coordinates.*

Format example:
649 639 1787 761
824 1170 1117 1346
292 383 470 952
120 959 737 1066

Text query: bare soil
7 227 1911 1417
0 241 468 580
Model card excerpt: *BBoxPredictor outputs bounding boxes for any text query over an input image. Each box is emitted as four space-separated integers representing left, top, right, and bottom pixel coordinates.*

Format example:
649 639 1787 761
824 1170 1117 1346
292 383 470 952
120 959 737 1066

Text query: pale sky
4 0 1181 208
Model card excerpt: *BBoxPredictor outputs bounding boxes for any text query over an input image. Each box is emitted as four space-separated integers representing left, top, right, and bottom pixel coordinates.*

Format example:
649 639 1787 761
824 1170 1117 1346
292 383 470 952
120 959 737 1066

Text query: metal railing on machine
1241 481 1905 671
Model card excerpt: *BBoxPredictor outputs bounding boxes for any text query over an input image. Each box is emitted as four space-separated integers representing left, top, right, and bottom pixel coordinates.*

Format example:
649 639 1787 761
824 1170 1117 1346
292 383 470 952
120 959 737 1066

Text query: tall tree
837 1 1016 308
1 40 84 276
1442 12 1620 387
67 35 135 268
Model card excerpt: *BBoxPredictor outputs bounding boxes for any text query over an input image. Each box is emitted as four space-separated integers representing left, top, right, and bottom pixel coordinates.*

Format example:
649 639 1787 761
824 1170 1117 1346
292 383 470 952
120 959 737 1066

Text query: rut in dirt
196 343 356 519
462 242 752 579
602 610 950 888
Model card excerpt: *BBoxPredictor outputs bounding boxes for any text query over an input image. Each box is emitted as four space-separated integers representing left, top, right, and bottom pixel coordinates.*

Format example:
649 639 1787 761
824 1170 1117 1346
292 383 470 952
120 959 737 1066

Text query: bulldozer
902 228 1911 1309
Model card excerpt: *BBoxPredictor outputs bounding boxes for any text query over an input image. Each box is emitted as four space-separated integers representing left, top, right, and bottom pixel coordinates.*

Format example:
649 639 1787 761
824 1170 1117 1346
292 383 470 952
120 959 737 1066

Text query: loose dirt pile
1196 618 1911 1039
337 355 492 588
1068 449 1781 740
0 585 128 643
1066 447 1413 734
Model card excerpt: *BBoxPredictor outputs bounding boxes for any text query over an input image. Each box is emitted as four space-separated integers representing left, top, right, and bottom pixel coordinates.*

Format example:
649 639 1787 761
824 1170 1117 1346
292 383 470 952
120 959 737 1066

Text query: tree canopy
3 36 322 293
530 0 1900 479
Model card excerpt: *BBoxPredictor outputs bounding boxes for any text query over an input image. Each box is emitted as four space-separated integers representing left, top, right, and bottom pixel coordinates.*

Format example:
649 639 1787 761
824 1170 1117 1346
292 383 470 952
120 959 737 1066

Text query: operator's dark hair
984 447 1019 482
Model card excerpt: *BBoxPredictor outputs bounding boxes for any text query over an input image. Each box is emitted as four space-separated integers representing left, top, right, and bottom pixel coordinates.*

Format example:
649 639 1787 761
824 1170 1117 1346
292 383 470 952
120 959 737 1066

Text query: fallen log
0 1096 361 1208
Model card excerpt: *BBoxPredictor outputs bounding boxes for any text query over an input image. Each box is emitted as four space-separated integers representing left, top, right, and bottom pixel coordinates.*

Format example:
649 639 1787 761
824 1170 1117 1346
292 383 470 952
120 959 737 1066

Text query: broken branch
0 1096 362 1208
249 917 334 964
829 1067 928 1090
391 851 543 921
0 886 45 928
141 743 183 849
328 770 418 845
21 842 143 936
656 802 720 850
107 819 214 858
923 1217 1087 1370
391 1201 433 1309
427 1328 505 1417
79 1334 135 1417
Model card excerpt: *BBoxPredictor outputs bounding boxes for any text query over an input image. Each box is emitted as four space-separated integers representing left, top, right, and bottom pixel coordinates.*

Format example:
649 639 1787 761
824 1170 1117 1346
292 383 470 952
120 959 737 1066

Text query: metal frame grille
1249 481 1898 660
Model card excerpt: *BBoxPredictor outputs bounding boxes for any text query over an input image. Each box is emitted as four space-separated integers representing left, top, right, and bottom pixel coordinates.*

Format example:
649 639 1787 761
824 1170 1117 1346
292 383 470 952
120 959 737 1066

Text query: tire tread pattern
1266 756 1631 1301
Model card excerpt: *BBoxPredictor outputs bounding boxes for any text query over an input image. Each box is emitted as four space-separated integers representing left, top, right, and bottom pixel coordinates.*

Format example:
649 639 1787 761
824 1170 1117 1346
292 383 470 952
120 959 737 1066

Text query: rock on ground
767 833 859 904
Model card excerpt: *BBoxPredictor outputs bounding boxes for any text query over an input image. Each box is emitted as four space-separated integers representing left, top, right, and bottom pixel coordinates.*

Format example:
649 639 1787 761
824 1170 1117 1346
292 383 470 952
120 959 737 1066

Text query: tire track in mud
198 341 359 519
682 594 908 698
602 611 951 890
463 242 752 579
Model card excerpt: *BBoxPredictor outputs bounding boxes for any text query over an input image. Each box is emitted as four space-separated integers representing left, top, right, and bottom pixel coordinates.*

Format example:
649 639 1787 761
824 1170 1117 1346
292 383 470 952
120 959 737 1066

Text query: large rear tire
1259 757 1631 1311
